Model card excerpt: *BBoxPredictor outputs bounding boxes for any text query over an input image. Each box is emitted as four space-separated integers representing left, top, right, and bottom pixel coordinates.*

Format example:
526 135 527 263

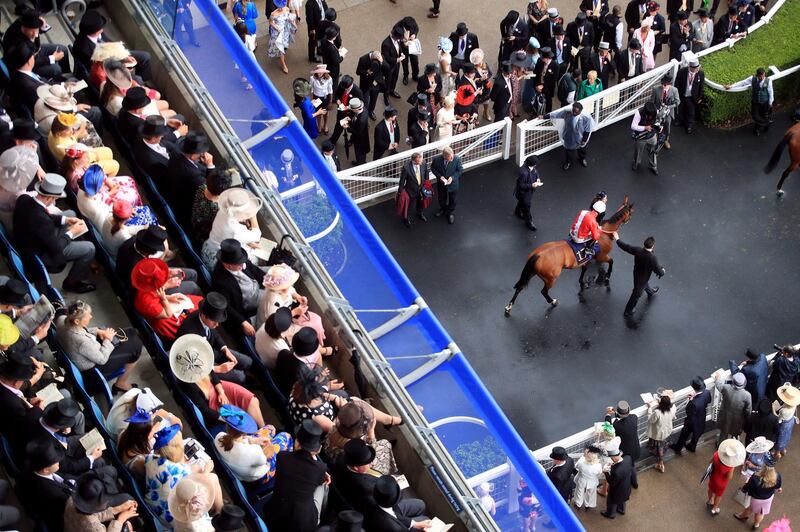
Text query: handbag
700 462 713 484
733 486 751 507
267 234 297 268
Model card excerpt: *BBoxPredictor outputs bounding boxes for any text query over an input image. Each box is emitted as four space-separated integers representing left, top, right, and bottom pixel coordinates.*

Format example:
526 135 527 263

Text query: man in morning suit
373 106 399 160
602 441 634 519
13 174 96 294
449 22 480 72
397 152 429 227
408 109 431 149
365 475 429 531
675 58 704 134
320 26 343 88
345 98 370 165
72 10 152 80
490 62 514 122
547 447 576 501
133 115 174 186
356 51 387 119
2 9 69 81
0 349 44 453
381 25 406 100
614 235 665 318
514 155 543 231
534 47 558 113
7 42 49 111
211 239 265 338
605 400 641 488
329 76 364 145
615 39 644 83
20 438 72 531
670 377 712 453
305 0 328 62
166 131 215 228
332 439 382 513
430 147 463 225
581 41 615 89
176 292 253 385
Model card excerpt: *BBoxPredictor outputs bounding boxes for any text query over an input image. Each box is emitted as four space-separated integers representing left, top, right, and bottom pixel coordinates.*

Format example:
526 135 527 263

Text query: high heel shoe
383 416 404 430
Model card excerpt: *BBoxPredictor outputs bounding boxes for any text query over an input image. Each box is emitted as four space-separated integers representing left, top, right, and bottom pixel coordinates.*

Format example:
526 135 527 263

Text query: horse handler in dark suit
514 155 543 231
397 152 429 228
670 376 712 454
430 146 463 225
613 234 665 318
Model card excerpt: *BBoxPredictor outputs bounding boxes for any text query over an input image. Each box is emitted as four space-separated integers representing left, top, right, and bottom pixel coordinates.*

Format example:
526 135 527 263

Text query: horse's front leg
605 258 614 284
578 265 588 290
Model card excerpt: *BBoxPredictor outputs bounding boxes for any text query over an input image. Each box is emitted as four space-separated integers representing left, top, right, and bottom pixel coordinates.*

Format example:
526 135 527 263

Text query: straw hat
36 84 78 112
777 383 800 406
0 145 39 193
469 48 485 65
130 258 169 292
90 41 130 63
263 263 300 291
745 436 774 454
717 438 746 467
217 187 262 222
310 64 329 75
169 334 214 384
773 400 797 421
168 474 216 524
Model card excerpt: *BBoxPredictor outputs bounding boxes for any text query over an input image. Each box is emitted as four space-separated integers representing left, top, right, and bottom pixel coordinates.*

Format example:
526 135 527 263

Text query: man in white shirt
321 140 340 172
20 437 72 530
726 68 774 136
630 101 659 174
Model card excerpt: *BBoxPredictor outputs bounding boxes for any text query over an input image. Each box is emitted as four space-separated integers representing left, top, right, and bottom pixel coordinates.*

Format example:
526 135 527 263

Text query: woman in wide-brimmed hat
49 113 120 177
132 258 203 340
706 438 746 515
99 59 173 118
77 163 157 230
201 187 263 269
735 453 784 529
773 383 800 457
0 145 39 228
256 263 327 345
63 471 139 532
742 436 773 485
292 77 325 139
88 41 134 89
33 84 103 146
168 473 219 532
214 404 293 485
170 334 265 427
310 64 333 134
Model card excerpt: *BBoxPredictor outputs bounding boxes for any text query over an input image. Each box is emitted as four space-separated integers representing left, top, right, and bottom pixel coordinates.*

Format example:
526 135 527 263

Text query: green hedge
701 0 800 126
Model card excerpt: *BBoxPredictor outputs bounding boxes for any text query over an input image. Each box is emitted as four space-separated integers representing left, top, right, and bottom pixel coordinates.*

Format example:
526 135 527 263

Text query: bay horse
504 197 635 315
764 122 800 196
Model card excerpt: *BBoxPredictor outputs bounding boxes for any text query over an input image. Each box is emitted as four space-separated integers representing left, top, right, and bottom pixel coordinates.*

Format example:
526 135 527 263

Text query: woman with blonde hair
49 113 119 177
470 48 494 121
633 17 656 71
734 455 783 528
436 94 458 139
576 70 603 100
573 446 603 511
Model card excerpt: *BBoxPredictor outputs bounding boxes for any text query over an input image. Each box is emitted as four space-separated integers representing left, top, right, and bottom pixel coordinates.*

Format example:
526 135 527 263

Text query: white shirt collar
145 140 169 157
0 381 23 398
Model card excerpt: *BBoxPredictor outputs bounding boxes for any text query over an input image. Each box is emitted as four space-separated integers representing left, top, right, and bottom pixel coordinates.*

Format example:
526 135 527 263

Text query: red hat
131 258 169 292
456 84 476 106
112 199 133 219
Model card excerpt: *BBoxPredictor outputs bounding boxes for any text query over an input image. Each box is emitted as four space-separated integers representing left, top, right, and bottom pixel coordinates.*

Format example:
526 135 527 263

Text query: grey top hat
35 173 67 198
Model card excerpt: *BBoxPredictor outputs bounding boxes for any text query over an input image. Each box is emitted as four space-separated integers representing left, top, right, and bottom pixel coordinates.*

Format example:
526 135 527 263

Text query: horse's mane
602 204 631 226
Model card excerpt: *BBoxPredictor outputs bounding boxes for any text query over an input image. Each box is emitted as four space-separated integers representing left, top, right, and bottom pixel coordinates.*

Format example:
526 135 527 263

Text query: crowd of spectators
538 344 798 529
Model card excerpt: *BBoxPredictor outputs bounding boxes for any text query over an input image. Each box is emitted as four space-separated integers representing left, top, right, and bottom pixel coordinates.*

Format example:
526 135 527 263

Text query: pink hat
112 199 133 219
263 263 300 291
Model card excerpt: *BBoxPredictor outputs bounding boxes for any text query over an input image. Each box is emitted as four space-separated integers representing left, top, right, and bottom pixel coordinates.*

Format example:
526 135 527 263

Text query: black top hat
121 86 151 111
43 398 81 430
292 327 319 357
333 510 365 532
12 118 41 141
416 108 430 120
373 475 401 508
211 505 246 531
391 25 405 39
628 38 642 50
728 6 737 14
295 419 323 452
79 10 107 34
0 349 34 380
576 11 587 20
343 439 376 467
690 376 705 392
135 225 168 254
6 42 36 70
25 437 66 471
500 60 513 73
550 446 568 460
553 25 565 35
72 471 110 514
177 131 210 155
540 47 554 59
677 10 689 19
461 62 476 74
415 93 428 104
138 115 169 138
0 279 29 306
20 11 43 29
696 8 709 16
456 22 468 36
201 292 228 323
269 307 293 334
745 348 759 360
383 106 398 118
321 140 335 152
661 73 673 84
218 238 247 265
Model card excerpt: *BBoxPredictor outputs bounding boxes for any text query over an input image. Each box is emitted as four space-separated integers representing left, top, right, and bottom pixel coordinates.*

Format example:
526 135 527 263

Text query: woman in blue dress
293 78 326 139
232 0 259 35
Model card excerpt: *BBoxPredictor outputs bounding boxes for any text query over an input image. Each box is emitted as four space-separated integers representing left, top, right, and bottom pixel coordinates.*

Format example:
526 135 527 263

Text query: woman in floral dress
268 0 297 74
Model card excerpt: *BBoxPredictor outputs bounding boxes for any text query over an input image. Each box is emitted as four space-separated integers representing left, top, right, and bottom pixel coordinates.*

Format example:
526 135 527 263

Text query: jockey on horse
569 200 607 265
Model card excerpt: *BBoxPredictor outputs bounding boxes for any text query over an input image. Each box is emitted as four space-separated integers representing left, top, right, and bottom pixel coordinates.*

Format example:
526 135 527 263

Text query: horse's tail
513 254 539 291
764 132 793 174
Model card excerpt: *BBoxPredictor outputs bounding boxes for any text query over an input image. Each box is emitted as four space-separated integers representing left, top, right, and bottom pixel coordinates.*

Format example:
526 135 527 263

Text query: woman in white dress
573 447 603 510
436 37 456 97
633 17 656 71
201 187 263 270
436 94 457 140
595 422 621 496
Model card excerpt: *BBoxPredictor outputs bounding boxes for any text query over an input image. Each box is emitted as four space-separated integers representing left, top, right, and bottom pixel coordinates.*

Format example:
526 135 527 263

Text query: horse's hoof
604 279 610 286
777 189 785 197
504 304 512 316
551 299 559 307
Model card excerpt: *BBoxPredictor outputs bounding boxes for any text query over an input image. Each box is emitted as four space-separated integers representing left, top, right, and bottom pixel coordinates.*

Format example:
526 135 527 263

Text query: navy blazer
430 154 463 191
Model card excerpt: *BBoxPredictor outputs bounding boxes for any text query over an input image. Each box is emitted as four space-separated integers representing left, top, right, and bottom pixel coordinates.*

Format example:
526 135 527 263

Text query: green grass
701 0 800 126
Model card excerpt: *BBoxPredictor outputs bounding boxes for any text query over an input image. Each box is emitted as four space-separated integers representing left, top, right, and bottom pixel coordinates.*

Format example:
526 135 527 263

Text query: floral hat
263 263 300 291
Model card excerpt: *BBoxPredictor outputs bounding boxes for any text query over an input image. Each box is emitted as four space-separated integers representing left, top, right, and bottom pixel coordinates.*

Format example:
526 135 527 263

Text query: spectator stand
516 0 794 164
114 0 584 529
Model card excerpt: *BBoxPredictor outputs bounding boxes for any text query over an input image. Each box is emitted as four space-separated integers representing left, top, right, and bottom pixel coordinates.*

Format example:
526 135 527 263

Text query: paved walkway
578 433 799 531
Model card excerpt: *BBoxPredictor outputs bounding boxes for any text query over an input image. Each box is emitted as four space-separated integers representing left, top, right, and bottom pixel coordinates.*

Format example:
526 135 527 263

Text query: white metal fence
336 118 513 205
516 61 679 166
465 345 797 518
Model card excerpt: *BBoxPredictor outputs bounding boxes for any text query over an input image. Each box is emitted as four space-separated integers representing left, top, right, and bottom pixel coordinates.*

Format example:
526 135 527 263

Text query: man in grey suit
430 147 464 225
651 73 679 149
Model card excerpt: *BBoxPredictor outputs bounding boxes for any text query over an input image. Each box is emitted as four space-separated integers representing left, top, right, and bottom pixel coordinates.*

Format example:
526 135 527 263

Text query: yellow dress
48 133 120 177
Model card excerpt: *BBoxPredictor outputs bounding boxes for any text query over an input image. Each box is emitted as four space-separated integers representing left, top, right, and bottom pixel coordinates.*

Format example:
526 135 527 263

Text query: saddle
566 239 600 266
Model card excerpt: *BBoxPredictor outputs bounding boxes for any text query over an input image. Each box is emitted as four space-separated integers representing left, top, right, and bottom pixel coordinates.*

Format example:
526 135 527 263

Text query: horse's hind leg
541 277 558 306
578 265 588 290
777 163 798 196
505 289 521 316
